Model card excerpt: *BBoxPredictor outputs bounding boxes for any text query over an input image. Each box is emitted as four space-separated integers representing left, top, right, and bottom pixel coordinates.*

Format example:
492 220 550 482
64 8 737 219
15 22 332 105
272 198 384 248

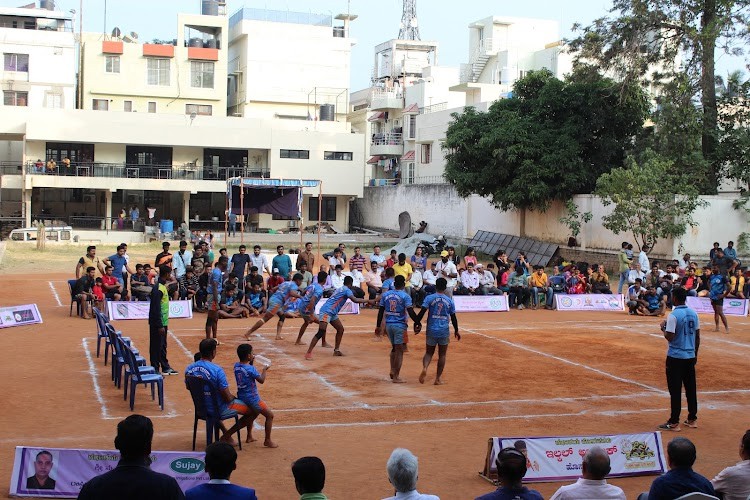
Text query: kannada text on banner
555 294 625 312
686 296 748 316
453 295 509 312
107 300 193 321
10 447 210 498
0 304 43 329
482 433 666 483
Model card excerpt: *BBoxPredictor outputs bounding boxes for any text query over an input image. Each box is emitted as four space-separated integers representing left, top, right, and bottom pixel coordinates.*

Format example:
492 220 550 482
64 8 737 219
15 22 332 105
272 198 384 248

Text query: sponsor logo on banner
10 447 210 497
453 295 509 312
481 433 666 483
314 299 360 315
0 304 43 329
555 294 624 312
107 300 193 321
686 296 748 316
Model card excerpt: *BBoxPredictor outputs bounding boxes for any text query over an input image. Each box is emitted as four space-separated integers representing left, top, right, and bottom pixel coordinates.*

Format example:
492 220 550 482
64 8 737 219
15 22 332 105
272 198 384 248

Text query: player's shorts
386 324 406 346
229 398 268 415
319 312 338 324
248 400 269 413
711 297 724 306
267 299 283 315
426 334 449 346
206 294 217 311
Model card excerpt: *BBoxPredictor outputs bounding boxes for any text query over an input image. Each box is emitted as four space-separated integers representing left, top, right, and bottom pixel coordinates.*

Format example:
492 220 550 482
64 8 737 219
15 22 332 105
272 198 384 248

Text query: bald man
550 446 625 499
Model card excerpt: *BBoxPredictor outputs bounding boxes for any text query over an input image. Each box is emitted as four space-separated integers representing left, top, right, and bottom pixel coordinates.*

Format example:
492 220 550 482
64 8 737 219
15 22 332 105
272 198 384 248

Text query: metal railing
0 162 23 175
421 102 448 114
371 132 403 146
371 88 404 99
405 175 449 185
24 163 269 181
230 7 332 28
367 178 399 187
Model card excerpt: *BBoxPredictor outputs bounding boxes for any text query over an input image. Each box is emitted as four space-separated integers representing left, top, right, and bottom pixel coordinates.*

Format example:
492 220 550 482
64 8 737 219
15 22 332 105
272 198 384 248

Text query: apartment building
0 3 365 234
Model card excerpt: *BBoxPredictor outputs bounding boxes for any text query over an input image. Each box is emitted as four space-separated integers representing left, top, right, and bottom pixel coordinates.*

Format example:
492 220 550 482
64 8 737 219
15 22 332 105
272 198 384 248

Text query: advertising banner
555 294 625 312
0 304 42 329
107 301 193 321
686 296 748 317
10 447 209 498
480 433 666 483
453 295 509 313
314 299 360 315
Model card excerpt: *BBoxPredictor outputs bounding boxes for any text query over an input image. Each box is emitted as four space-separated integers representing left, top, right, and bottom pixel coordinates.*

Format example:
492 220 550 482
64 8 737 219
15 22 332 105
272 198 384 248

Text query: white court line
48 281 63 307
168 329 195 360
463 328 667 394
82 338 110 419
612 325 750 353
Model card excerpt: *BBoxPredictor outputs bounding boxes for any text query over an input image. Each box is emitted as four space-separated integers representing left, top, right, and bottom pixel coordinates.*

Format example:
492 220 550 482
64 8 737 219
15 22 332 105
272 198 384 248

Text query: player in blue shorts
377 275 421 383
414 277 460 385
708 264 729 333
305 275 374 359
233 343 277 447
374 267 397 340
244 273 303 341
295 271 329 346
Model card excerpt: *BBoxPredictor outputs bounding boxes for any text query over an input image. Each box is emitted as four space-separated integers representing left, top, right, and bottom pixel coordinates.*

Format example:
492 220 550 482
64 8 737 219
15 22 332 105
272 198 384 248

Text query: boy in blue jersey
305 276 374 359
658 287 701 432
206 256 228 343
708 264 729 333
414 277 460 385
295 271 330 346
374 267 397 340
244 273 304 341
234 344 277 448
377 275 421 383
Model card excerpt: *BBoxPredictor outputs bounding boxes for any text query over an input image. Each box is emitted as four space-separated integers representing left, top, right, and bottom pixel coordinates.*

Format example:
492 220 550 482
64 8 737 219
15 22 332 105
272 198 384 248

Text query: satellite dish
130 31 139 40
112 27 121 38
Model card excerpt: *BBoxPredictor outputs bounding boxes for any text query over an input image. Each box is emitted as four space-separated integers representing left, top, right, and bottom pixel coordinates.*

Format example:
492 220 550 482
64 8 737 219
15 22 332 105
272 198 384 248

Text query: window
408 114 417 139
124 100 133 112
148 101 156 113
190 61 214 89
92 99 108 111
405 162 415 184
4 53 29 72
309 196 337 222
519 70 528 79
420 143 432 164
105 55 120 74
45 92 62 109
4 91 28 106
45 142 95 164
324 151 353 161
146 58 170 86
185 104 212 116
280 149 310 159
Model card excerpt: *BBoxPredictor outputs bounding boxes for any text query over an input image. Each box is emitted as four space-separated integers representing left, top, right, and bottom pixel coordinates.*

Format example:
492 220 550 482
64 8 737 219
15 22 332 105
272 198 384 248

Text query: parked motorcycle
419 234 447 258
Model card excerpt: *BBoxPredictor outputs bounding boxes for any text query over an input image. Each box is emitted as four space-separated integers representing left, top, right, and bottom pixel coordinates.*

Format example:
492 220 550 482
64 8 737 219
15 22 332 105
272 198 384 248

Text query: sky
4 0 741 89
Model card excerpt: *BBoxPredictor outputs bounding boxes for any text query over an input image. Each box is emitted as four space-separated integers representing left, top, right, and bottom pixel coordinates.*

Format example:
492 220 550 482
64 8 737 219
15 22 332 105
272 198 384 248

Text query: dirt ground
1 246 749 499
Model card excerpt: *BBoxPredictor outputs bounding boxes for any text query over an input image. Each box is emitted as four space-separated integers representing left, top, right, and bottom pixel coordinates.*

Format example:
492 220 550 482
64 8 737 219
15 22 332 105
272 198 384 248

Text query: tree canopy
442 68 649 211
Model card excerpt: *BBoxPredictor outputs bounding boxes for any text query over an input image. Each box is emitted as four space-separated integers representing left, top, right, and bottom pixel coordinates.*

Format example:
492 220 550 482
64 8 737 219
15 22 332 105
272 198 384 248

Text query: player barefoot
708 264 730 333
232 344 278 448
414 278 460 385
244 273 303 341
373 267 397 341
295 271 328 346
377 275 421 383
305 276 374 359
206 257 228 343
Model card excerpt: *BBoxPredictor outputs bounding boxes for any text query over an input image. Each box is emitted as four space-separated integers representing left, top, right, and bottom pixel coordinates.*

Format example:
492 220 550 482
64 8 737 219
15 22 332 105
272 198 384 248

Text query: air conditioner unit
83 194 96 203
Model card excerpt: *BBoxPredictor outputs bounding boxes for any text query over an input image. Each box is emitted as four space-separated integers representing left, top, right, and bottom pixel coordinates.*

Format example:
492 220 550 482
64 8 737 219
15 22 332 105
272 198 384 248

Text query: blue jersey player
244 273 303 341
294 271 329 346
415 277 460 385
377 275 421 383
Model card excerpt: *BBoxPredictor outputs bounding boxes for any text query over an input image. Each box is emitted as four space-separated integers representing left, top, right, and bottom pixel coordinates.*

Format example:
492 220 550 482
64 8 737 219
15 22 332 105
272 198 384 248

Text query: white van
9 226 73 242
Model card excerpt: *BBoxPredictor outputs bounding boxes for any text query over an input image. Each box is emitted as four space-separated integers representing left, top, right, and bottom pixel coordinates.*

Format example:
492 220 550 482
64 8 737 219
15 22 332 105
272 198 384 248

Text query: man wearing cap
434 251 457 297
155 242 173 269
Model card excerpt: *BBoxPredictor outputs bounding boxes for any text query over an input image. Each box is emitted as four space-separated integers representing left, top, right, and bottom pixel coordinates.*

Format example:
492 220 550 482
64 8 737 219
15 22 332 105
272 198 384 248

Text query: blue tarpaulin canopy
226 177 321 220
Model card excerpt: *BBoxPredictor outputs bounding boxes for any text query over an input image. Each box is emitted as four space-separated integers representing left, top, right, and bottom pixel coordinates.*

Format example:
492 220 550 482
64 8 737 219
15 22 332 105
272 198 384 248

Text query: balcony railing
0 162 23 175
371 132 403 146
24 163 269 181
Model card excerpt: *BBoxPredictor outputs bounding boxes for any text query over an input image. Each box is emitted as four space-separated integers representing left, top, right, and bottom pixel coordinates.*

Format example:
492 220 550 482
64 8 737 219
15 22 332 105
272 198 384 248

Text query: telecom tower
398 0 420 41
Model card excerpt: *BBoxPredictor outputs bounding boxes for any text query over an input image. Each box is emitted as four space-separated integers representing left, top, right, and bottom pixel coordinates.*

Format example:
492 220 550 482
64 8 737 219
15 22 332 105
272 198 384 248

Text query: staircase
462 38 495 83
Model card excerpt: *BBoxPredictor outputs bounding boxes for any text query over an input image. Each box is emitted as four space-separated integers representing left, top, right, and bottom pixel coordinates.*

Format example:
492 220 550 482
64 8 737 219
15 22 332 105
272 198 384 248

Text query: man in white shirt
712 430 750 500
409 269 424 306
550 446 625 499
330 265 345 290
249 245 271 276
638 245 651 274
455 263 480 295
478 264 503 295
370 245 386 271
434 251 457 297
382 448 439 500
327 248 344 273
172 240 193 280
422 261 438 295
628 263 646 285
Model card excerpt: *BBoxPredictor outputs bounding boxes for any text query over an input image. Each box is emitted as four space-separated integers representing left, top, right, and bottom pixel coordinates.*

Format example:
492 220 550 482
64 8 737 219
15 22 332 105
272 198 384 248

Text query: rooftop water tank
40 0 55 10
319 104 335 122
201 0 218 16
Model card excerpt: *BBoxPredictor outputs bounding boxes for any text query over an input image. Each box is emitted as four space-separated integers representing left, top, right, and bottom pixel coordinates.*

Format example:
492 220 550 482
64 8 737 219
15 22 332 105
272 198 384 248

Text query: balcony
370 132 403 156
370 88 404 111
24 162 271 182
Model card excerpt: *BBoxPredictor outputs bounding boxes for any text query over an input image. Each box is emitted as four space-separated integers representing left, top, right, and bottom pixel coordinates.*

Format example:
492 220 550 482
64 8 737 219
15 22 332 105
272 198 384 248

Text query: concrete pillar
22 188 31 227
182 192 191 229
105 190 113 230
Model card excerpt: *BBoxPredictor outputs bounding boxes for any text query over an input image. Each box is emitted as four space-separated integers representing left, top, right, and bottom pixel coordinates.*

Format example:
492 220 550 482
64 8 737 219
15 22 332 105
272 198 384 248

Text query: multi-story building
0 4 365 235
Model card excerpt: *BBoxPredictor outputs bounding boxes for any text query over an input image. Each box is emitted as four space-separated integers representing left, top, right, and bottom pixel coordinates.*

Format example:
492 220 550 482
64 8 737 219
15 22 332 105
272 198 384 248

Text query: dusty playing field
1 272 749 499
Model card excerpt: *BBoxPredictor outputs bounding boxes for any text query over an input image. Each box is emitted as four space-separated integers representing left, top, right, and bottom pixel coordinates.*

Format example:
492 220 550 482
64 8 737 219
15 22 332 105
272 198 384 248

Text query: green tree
442 68 648 212
595 150 707 250
717 71 750 190
569 0 750 192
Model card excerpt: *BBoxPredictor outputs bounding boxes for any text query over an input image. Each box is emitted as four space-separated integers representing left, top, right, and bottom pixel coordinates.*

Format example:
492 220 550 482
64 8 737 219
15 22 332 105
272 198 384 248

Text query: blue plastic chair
121 337 164 411
68 279 91 317
106 325 149 388
185 375 242 450
93 308 112 358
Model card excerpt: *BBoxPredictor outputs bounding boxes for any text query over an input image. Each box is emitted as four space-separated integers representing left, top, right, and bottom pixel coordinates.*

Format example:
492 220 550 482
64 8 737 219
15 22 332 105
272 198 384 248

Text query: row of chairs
93 308 164 411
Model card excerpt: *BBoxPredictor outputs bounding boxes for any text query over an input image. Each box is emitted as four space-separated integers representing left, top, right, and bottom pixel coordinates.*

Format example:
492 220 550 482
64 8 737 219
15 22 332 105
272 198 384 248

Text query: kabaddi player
244 273 304 341
294 271 329 346
377 275 421 383
414 277 460 385
305 276 374 359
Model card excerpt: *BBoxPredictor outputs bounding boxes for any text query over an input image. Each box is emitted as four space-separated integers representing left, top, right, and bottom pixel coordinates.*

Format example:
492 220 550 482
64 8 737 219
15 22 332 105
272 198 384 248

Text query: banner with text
107 301 193 321
0 304 43 329
10 447 209 498
555 294 625 312
453 295 509 313
314 299 360 315
481 433 666 483
686 296 748 316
